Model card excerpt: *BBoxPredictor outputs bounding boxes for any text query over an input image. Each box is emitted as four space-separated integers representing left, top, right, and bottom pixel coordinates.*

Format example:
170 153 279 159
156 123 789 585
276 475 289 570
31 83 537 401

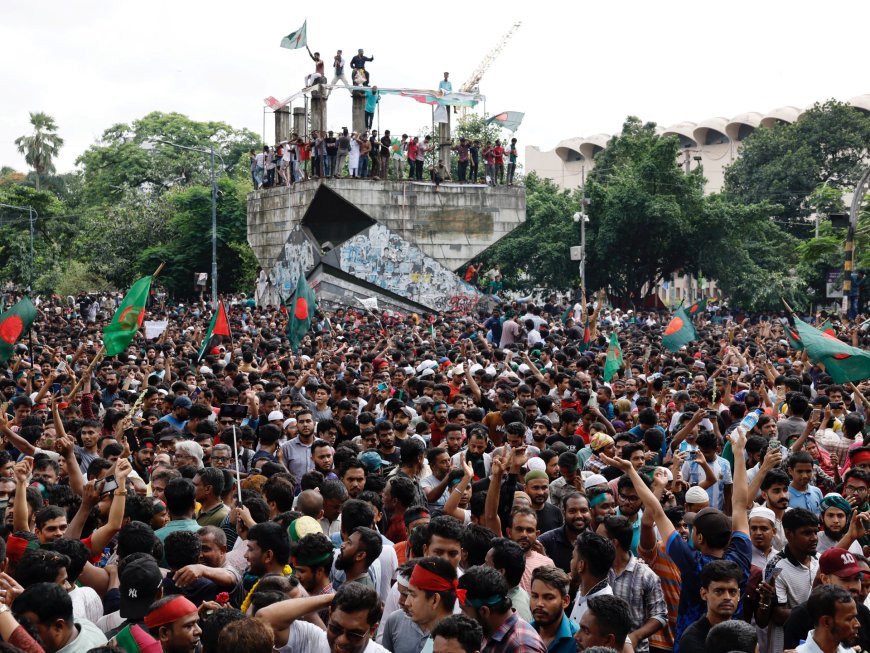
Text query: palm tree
14 112 64 190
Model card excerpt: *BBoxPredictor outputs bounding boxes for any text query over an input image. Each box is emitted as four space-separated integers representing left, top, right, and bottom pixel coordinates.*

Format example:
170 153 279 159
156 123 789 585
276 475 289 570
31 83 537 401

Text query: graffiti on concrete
337 224 479 311
272 226 318 301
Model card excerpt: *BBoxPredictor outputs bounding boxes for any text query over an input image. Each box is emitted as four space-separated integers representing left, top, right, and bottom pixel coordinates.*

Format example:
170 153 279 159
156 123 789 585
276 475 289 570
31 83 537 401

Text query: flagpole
230 425 242 505
67 345 106 401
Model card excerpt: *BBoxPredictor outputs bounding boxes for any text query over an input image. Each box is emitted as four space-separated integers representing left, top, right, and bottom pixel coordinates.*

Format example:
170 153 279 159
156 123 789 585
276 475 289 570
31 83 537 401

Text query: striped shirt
764 548 819 653
637 541 681 652
608 555 667 653
482 611 547 653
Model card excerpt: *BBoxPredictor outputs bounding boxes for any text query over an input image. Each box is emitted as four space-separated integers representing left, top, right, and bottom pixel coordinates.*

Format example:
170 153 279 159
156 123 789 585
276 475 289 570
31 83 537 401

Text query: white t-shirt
569 584 613 625
283 620 390 653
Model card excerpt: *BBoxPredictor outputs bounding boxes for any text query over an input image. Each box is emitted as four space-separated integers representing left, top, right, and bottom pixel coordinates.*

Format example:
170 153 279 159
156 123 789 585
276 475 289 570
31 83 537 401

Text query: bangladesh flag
103 276 152 357
687 298 707 318
0 297 37 362
280 21 307 49
661 306 697 353
603 331 623 382
287 273 316 351
793 316 870 384
578 318 591 352
198 301 231 361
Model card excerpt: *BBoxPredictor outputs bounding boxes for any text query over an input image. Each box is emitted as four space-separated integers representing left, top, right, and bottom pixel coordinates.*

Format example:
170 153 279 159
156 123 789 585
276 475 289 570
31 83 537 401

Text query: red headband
143 596 197 629
409 565 466 605
852 451 870 465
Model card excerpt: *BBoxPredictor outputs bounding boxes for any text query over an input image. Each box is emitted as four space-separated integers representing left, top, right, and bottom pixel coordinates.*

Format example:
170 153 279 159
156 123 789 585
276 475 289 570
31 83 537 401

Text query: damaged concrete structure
246 180 525 312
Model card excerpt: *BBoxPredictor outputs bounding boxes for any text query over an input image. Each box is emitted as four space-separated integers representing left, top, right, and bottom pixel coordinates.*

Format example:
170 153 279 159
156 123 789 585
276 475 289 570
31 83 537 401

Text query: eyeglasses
211 456 230 463
845 485 868 494
618 494 640 503
327 621 368 643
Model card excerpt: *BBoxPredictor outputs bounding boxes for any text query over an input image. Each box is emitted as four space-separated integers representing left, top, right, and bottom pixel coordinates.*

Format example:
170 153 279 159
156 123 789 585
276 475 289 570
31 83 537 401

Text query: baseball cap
173 396 193 409
120 555 163 620
684 507 731 541
819 547 864 578
359 450 389 472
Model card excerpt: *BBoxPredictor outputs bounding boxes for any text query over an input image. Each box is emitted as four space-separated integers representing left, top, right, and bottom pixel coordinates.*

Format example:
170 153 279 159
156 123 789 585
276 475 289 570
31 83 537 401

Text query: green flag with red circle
103 276 152 356
603 331 623 382
287 273 316 351
661 306 697 353
793 316 870 384
0 297 37 362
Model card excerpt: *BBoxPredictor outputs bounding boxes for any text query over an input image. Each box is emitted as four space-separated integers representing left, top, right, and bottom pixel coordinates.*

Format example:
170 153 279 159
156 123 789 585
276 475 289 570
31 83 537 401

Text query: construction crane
458 21 521 121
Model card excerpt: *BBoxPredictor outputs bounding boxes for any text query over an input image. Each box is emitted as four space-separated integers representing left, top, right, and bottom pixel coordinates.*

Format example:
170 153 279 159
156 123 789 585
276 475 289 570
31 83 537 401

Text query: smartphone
830 402 843 409
377 382 389 392
101 476 119 494
55 360 67 374
706 409 718 418
219 404 248 419
768 438 780 450
765 566 783 583
757 354 767 363
51 383 61 394
810 408 822 422
191 387 202 399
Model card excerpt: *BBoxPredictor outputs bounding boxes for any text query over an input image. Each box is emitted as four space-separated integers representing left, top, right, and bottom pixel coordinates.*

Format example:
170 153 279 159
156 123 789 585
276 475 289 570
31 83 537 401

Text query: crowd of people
0 289 868 653
250 134 519 189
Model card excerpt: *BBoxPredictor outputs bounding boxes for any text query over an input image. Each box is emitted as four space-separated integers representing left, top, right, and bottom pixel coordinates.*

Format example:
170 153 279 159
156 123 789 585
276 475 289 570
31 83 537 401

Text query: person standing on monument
305 48 325 86
351 48 374 86
364 86 379 130
508 137 519 185
348 132 361 178
331 50 350 88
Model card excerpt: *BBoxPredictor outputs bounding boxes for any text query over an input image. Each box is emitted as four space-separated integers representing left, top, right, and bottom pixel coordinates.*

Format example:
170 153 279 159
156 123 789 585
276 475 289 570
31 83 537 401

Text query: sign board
194 273 208 290
826 270 843 299
570 246 583 261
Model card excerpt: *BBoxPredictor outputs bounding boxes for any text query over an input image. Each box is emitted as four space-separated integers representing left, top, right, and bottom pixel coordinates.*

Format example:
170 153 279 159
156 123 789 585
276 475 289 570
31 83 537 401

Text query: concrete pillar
293 107 306 138
352 93 366 134
311 95 327 135
274 106 290 144
438 110 452 168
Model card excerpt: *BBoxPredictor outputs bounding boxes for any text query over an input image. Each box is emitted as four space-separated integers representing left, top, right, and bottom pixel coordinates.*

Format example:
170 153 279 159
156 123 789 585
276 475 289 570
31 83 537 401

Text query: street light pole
842 167 870 317
210 145 218 309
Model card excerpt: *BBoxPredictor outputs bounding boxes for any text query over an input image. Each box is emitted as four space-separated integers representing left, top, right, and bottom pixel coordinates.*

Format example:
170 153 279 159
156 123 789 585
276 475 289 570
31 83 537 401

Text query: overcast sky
2 0 868 174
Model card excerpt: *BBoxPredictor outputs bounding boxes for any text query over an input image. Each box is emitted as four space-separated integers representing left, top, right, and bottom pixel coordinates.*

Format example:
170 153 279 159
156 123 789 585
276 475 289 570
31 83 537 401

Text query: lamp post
572 210 589 296
0 202 37 291
144 139 224 308
841 167 870 317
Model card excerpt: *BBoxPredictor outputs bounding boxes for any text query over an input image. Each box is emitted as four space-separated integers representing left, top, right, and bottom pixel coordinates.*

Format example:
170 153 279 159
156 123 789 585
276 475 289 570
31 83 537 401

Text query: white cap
518 364 530 374
199 365 212 375
268 410 284 422
469 363 484 375
749 505 776 525
657 467 673 482
685 486 709 504
420 368 435 378
584 474 607 490
283 418 297 429
526 457 547 472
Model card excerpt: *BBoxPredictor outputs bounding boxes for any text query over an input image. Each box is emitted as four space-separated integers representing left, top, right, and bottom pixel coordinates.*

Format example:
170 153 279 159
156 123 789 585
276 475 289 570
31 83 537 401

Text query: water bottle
734 409 762 439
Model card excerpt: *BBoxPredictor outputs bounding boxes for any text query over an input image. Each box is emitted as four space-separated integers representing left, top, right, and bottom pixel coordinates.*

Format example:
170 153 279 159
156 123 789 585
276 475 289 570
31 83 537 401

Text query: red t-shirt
493 147 505 164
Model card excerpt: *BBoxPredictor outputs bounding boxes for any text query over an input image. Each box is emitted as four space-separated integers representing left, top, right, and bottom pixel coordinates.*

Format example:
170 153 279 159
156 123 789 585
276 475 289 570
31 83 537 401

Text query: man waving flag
661 306 697 353
287 273 316 351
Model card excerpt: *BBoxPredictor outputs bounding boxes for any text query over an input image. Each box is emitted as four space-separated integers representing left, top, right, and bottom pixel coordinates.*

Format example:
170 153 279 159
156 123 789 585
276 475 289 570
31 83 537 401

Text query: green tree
475 173 581 290
583 118 706 305
76 111 259 204
14 112 64 190
723 100 870 235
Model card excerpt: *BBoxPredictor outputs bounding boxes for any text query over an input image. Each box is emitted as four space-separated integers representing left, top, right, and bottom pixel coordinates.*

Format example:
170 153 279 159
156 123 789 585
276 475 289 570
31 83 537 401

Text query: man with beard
336 526 383 591
756 507 820 653
586 485 616 527
539 492 590 570
748 506 779 571
404 557 457 653
795 585 860 653
524 470 563 533
422 448 452 513
143 595 202 653
454 429 490 480
244 521 292 584
678 560 742 653
784 547 870 651
458 565 546 653
131 437 155 483
615 473 649 555
530 566 578 653
817 494 861 555
507 507 555 594
759 468 790 551
280 408 317 481
340 459 366 499
312 440 337 480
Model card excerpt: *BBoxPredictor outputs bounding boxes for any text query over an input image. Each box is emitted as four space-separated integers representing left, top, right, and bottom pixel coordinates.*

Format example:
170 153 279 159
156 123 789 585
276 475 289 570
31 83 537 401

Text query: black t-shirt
380 136 391 157
678 616 712 653
469 146 479 162
325 137 338 155
370 137 380 155
378 446 401 465
545 432 585 453
535 501 564 533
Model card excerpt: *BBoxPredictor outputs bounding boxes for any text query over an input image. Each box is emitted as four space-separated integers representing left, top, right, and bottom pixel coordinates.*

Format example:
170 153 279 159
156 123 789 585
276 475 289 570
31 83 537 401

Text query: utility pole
842 167 870 317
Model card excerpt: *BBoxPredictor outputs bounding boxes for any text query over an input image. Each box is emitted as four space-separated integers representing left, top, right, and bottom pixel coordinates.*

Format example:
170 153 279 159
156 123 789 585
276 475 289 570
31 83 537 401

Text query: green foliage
724 100 870 234
583 117 706 304
35 260 113 297
14 112 64 190
475 173 581 290
76 111 259 204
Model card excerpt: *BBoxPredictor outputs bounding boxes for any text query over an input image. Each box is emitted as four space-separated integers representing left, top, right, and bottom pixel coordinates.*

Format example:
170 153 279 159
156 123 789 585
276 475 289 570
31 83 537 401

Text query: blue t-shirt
666 530 752 651
788 484 823 514
364 89 379 113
